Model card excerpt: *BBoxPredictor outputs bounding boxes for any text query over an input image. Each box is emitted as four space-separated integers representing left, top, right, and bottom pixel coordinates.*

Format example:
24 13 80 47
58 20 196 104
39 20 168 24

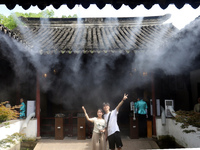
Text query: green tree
72 14 78 18
0 10 77 30
62 15 67 18
0 9 55 30
62 14 78 18
14 9 54 18
0 14 17 30
15 9 55 18
0 9 71 30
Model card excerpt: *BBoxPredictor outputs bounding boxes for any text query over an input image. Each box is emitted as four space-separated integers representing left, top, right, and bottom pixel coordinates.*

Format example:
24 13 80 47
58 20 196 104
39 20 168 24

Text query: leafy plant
0 10 78 30
183 129 196 133
21 137 37 150
157 135 184 148
157 135 176 148
22 137 36 142
4 122 10 128
174 110 200 128
0 101 19 123
0 133 25 149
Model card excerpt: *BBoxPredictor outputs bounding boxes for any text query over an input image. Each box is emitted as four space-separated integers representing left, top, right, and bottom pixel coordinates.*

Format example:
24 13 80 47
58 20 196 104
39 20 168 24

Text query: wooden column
36 74 41 138
151 73 157 136
16 79 21 105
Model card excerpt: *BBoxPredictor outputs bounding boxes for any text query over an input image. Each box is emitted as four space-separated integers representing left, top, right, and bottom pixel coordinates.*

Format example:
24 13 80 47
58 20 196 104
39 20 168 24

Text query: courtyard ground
34 136 160 150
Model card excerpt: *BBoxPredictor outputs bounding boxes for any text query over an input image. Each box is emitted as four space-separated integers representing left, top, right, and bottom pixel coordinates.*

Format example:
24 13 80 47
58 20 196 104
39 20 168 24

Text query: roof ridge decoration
0 24 23 43
19 14 171 27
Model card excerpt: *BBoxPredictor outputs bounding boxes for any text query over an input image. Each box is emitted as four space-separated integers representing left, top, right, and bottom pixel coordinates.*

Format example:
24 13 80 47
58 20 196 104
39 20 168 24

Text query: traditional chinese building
1 14 199 138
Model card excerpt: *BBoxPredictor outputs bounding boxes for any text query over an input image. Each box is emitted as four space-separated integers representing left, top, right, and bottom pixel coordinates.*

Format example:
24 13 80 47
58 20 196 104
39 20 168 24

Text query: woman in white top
82 106 106 150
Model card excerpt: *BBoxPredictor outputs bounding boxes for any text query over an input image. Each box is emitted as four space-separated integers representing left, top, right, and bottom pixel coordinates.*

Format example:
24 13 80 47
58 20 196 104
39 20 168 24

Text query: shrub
174 110 200 128
0 102 19 123
157 135 176 148
157 135 184 148
0 133 25 149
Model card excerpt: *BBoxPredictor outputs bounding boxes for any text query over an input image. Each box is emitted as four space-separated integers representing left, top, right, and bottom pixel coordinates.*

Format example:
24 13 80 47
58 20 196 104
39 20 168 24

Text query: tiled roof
0 24 23 42
14 15 177 54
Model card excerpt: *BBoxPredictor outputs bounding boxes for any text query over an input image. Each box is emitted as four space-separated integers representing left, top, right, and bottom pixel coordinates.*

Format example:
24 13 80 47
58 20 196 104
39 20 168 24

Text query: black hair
97 108 103 113
103 102 110 107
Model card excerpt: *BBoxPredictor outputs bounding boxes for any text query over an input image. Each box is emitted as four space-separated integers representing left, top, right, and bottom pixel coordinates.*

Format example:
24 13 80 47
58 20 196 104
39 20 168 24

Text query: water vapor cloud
0 16 200 110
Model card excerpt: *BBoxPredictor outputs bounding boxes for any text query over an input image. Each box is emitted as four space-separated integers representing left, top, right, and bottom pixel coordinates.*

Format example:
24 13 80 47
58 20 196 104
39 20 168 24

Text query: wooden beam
36 74 41 139
151 72 157 136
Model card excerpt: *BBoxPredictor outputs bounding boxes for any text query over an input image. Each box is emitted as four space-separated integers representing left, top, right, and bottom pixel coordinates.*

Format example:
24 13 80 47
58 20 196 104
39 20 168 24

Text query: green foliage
0 14 17 30
157 135 176 148
4 122 10 126
21 136 36 142
0 102 19 123
15 9 55 18
0 133 25 149
0 9 77 30
4 122 10 128
174 110 200 128
21 137 37 150
0 9 55 30
157 135 184 148
0 133 37 149
62 14 77 18
183 129 196 133
72 14 78 18
61 15 67 18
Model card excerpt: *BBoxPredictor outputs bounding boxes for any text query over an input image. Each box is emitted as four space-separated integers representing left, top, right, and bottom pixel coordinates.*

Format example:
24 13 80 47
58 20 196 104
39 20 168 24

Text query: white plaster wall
25 119 37 138
156 117 169 136
156 118 200 148
0 120 21 141
0 119 37 141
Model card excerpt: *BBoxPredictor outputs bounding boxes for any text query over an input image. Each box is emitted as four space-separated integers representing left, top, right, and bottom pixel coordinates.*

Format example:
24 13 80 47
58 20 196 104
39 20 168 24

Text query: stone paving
34 136 160 150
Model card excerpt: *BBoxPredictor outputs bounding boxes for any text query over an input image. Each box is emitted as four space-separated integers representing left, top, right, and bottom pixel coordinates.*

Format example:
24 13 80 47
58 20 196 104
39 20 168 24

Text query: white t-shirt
91 117 106 133
104 108 120 136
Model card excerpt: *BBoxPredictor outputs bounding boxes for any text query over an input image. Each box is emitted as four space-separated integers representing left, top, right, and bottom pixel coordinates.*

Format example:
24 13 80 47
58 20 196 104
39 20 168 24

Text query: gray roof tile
12 15 177 54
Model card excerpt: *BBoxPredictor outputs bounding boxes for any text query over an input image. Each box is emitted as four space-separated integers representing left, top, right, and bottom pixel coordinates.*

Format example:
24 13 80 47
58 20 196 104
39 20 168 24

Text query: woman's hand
100 129 105 133
82 106 86 111
82 106 93 123
122 93 128 101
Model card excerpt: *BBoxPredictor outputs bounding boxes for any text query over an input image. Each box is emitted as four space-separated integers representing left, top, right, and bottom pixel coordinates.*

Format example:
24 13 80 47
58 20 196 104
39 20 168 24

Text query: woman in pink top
82 106 107 150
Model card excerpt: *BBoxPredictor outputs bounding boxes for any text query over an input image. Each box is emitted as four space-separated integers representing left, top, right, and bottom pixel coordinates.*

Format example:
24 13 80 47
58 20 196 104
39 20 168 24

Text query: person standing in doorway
194 97 200 113
5 101 11 108
136 97 148 137
134 98 139 112
15 98 26 119
82 106 107 150
103 93 128 150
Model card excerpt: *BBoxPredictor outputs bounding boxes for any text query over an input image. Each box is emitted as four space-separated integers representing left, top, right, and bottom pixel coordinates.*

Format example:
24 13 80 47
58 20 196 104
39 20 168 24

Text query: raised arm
82 106 94 123
116 93 128 111
14 104 22 109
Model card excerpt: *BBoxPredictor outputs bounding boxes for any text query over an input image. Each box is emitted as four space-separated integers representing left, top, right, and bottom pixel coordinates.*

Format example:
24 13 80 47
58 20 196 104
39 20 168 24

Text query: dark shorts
107 131 123 149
